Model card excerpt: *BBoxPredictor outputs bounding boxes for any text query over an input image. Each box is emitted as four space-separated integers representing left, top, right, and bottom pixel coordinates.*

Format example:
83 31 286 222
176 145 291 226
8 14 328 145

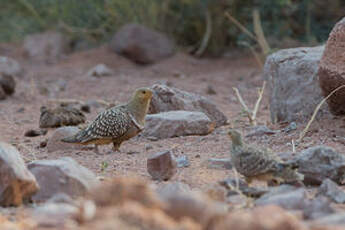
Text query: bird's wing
237 145 281 177
78 105 133 143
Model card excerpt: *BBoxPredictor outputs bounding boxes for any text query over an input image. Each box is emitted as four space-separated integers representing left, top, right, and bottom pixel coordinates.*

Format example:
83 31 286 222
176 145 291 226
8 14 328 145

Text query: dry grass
233 81 266 126
297 84 345 143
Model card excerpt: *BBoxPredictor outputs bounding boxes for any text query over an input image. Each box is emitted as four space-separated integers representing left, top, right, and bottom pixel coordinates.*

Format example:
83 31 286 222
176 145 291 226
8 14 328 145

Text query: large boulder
28 157 99 202
149 84 227 127
23 31 69 63
143 110 215 139
110 23 175 64
263 46 326 123
295 146 345 185
318 17 345 115
0 142 39 206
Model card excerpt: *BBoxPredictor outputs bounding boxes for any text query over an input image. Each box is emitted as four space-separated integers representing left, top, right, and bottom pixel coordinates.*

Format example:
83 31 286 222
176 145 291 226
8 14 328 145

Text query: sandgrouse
61 87 153 153
228 129 304 185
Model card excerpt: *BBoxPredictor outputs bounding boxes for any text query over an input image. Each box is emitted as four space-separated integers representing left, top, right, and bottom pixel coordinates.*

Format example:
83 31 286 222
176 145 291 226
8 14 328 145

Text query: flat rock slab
255 186 308 211
47 126 84 153
263 46 327 123
110 23 175 64
28 157 99 202
143 110 215 139
318 17 345 115
147 150 177 181
0 142 39 206
295 146 345 185
205 158 232 170
149 84 227 127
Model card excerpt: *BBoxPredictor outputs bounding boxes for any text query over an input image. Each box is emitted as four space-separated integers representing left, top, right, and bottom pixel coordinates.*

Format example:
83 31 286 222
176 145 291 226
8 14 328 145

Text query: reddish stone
318 17 345 115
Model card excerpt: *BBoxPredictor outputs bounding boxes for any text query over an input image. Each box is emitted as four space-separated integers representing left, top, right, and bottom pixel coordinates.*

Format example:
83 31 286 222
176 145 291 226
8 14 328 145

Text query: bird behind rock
61 87 153 153
228 129 304 185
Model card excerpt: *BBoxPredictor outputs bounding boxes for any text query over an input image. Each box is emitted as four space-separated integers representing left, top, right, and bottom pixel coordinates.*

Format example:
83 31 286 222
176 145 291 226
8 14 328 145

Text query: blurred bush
0 0 344 55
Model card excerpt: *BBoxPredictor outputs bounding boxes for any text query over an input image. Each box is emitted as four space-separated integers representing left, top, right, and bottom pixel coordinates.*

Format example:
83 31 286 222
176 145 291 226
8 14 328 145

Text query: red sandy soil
0 44 344 193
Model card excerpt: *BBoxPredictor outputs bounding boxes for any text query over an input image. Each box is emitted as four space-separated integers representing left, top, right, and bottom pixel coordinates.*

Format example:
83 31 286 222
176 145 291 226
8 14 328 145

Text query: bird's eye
142 91 146 94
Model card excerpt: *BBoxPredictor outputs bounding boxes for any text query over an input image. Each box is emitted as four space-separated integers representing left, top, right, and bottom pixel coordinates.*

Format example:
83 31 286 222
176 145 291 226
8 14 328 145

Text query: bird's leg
112 142 122 153
245 177 253 187
94 144 101 154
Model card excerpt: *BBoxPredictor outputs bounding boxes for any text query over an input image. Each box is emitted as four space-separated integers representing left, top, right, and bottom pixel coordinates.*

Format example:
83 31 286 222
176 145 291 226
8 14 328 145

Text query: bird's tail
61 135 79 143
61 130 87 143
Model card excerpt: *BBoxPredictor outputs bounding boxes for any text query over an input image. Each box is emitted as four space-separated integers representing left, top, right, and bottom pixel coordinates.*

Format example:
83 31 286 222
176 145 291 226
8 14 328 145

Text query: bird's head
228 129 243 147
133 87 153 102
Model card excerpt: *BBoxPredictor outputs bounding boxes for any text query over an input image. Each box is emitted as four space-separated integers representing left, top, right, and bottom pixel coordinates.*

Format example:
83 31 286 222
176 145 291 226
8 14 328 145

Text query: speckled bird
228 129 304 185
61 87 153 153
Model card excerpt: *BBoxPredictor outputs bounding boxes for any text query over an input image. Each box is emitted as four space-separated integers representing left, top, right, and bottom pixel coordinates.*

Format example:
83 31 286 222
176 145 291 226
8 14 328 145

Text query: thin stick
225 12 257 42
252 8 271 55
195 10 212 57
298 85 345 142
252 81 266 122
233 87 253 124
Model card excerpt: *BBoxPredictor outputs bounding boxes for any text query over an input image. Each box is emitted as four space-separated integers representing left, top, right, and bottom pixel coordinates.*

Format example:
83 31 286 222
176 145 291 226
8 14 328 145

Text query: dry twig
233 81 266 126
298 84 345 143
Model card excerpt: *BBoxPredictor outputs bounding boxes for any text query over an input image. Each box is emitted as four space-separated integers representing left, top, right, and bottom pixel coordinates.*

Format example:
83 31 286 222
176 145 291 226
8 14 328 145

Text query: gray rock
47 126 84 153
23 31 69 63
245 125 278 137
87 64 113 77
158 184 225 228
303 196 335 220
39 106 86 128
314 212 345 226
143 111 215 139
255 186 307 210
156 182 191 198
147 150 177 181
0 142 39 206
0 56 22 76
317 179 345 203
295 146 345 185
149 84 228 127
32 202 78 228
205 158 233 170
28 157 99 202
263 46 327 123
283 122 297 133
176 155 190 168
110 23 175 64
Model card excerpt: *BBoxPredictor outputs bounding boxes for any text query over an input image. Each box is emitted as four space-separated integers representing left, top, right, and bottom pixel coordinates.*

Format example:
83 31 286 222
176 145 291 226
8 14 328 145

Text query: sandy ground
0 44 344 193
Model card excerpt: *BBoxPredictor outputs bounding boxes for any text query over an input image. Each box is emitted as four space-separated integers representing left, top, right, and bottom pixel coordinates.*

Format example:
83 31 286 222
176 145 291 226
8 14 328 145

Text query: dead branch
233 81 266 126
298 84 345 143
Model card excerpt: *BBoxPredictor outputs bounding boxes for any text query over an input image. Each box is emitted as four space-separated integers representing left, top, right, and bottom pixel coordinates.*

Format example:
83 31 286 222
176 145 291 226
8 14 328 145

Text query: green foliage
0 0 343 54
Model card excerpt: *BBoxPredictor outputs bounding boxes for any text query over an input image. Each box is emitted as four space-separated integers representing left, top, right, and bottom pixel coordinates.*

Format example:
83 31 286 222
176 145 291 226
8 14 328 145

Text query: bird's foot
94 145 104 155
